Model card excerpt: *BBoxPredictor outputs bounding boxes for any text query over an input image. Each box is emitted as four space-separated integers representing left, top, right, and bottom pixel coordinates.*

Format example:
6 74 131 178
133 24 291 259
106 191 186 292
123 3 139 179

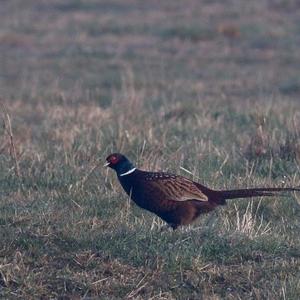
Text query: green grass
1 0 300 299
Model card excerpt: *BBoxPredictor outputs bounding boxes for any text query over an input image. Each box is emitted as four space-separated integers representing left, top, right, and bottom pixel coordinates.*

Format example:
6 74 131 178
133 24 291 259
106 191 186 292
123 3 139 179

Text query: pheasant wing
142 172 209 202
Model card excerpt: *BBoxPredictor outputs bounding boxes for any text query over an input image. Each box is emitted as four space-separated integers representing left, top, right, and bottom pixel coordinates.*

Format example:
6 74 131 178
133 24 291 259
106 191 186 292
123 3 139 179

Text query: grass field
1 0 300 299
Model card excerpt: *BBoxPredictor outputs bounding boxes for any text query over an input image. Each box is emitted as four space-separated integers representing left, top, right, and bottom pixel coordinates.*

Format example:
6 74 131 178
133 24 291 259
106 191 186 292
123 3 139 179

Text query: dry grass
0 0 300 299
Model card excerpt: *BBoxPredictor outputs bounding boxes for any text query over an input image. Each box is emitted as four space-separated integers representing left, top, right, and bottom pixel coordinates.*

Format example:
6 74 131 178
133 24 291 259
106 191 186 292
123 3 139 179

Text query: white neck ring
120 168 136 176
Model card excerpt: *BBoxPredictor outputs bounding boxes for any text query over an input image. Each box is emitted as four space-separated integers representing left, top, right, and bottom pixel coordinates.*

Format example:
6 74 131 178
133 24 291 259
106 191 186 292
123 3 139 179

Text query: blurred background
1 1 300 164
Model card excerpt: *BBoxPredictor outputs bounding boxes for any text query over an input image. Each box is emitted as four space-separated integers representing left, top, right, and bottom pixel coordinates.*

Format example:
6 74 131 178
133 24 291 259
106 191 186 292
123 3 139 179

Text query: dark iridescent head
104 153 135 176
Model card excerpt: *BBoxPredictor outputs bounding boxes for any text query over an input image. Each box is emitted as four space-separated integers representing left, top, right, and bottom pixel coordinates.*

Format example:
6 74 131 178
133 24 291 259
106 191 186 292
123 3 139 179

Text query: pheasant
105 153 299 229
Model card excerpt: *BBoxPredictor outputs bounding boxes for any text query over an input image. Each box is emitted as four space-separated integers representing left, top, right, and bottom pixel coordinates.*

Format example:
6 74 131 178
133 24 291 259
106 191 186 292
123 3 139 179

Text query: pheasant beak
104 162 110 168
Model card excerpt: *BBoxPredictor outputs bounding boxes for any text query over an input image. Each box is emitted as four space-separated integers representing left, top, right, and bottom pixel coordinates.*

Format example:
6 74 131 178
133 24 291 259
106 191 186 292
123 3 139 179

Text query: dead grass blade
0 100 21 178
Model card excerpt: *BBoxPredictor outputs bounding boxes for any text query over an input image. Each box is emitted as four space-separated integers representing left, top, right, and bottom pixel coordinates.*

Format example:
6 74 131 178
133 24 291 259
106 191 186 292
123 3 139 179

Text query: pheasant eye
110 156 118 164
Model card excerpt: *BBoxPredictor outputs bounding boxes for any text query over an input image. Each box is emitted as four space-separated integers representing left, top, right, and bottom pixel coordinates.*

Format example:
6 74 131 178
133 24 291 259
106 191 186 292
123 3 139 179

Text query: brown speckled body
118 170 219 228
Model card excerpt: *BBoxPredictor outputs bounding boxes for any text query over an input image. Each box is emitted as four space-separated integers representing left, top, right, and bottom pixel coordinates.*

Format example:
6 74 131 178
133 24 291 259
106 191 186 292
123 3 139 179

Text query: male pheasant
105 153 299 229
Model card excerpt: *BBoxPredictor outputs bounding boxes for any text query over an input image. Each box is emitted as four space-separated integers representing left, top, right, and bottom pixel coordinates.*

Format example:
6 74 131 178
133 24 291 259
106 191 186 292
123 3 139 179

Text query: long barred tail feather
216 187 300 201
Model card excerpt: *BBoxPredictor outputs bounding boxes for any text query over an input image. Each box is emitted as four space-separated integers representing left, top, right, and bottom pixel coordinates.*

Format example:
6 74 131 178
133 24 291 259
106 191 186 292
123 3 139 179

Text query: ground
0 0 300 299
